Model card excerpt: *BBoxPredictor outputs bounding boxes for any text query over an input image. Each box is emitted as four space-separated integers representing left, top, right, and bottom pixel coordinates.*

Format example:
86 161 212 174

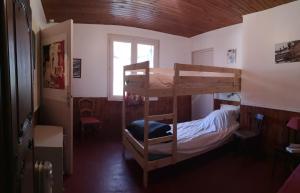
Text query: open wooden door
39 20 73 174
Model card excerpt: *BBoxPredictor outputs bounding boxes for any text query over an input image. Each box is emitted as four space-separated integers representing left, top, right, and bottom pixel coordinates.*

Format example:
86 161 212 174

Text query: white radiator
34 161 53 193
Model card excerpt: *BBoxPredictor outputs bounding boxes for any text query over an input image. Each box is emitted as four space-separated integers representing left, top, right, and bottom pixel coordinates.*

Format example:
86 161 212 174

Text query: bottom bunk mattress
148 109 240 155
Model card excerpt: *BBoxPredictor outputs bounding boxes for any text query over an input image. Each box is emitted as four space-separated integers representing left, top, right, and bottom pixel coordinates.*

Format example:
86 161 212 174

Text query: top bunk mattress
149 72 173 89
147 68 237 90
124 65 241 96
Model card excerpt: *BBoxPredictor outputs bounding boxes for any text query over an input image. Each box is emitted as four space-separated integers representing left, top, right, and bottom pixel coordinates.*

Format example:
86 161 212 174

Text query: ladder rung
147 113 174 121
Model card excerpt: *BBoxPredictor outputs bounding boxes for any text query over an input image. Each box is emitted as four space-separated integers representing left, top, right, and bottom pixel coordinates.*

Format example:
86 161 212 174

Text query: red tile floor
64 133 288 193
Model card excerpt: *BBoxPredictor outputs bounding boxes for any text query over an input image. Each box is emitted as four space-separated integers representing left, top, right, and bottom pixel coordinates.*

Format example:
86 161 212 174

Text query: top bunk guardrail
174 63 241 95
123 61 241 97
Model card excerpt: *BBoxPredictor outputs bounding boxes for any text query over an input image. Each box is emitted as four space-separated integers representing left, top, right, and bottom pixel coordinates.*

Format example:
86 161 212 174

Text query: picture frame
275 40 300 63
43 41 66 89
227 49 237 65
73 58 82 78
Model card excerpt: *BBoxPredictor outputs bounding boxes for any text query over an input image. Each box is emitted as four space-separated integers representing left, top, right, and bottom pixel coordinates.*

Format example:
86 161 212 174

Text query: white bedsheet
149 109 239 154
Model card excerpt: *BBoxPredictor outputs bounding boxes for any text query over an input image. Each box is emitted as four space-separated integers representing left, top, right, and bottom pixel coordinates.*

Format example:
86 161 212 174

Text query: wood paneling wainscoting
240 105 300 154
73 96 191 139
214 99 300 154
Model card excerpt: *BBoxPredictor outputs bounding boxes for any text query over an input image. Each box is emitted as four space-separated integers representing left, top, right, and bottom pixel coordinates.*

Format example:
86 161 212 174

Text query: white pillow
220 104 240 121
220 104 240 111
205 109 238 126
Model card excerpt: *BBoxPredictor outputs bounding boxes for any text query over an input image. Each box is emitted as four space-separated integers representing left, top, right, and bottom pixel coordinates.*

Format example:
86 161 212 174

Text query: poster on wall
275 40 300 63
43 41 65 89
227 49 237 65
73 58 81 78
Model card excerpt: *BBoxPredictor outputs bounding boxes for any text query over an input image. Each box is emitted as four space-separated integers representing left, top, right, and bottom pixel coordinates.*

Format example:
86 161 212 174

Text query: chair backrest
78 98 96 117
287 125 299 144
254 113 265 134
277 121 300 148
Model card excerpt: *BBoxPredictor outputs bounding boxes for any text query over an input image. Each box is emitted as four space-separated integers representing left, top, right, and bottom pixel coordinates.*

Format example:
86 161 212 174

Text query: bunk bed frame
122 61 241 187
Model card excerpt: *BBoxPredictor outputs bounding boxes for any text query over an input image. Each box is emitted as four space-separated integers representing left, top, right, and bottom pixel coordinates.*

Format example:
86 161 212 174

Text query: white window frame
108 34 159 101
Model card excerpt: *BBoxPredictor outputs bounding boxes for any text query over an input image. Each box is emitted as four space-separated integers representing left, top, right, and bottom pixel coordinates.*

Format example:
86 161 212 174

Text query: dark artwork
275 40 300 63
43 41 65 89
73 58 81 78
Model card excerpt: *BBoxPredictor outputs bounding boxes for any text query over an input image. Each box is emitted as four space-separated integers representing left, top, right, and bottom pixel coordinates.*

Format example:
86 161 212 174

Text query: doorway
191 48 214 119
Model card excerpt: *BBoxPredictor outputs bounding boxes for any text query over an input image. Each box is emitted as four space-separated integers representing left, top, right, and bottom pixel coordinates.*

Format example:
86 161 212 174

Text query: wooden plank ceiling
41 0 294 37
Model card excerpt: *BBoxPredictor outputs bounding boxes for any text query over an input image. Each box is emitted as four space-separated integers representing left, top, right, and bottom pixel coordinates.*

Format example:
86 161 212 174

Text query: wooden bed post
143 66 150 187
122 67 126 157
143 96 149 187
172 64 179 163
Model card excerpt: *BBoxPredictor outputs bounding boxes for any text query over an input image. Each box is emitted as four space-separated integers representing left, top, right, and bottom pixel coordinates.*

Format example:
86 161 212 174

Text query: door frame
191 48 215 119
1 0 33 192
40 20 74 174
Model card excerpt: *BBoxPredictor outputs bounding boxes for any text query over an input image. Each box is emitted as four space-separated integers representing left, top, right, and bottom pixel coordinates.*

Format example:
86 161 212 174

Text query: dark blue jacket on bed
127 120 171 141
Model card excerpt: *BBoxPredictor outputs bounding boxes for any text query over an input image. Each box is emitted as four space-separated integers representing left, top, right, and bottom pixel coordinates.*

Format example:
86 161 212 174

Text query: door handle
18 114 32 144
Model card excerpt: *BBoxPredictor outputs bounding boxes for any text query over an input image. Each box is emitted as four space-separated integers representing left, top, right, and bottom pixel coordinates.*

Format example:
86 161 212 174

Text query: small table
34 125 63 193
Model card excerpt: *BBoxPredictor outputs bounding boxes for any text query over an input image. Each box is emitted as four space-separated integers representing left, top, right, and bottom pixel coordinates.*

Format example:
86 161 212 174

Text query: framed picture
227 49 237 65
275 40 300 63
43 41 65 89
73 58 81 78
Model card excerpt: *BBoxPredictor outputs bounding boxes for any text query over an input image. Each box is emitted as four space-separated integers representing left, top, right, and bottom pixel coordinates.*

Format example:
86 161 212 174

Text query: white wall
191 49 214 119
30 0 47 29
190 24 243 107
191 24 243 69
242 1 300 112
72 24 191 97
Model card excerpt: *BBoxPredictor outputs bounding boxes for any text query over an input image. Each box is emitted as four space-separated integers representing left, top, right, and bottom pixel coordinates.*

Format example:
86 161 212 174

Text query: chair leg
236 138 244 154
81 124 85 140
272 151 278 176
233 137 240 154
143 170 148 188
92 124 96 134
122 145 126 159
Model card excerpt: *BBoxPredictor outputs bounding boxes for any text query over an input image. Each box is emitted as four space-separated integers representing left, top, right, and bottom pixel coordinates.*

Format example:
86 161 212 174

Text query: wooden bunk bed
122 61 241 187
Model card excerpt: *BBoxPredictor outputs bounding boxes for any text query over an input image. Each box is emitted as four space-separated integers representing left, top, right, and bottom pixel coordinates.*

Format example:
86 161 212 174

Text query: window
112 41 132 96
137 44 155 67
108 34 159 100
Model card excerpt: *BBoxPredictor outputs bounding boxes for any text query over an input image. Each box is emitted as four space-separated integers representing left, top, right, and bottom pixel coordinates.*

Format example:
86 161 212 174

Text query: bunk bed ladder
142 65 178 187
143 67 150 187
142 96 178 187
172 65 179 164
143 96 149 187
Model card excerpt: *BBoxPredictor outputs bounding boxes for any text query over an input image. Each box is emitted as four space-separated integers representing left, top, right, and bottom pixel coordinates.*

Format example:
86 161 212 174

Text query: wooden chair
234 113 265 154
78 98 102 139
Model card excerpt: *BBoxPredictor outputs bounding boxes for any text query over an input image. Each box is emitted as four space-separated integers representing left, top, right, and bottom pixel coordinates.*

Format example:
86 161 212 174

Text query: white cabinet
34 125 63 193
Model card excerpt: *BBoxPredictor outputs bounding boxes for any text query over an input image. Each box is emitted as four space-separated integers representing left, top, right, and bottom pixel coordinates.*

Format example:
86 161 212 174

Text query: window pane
113 41 131 96
137 44 154 68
